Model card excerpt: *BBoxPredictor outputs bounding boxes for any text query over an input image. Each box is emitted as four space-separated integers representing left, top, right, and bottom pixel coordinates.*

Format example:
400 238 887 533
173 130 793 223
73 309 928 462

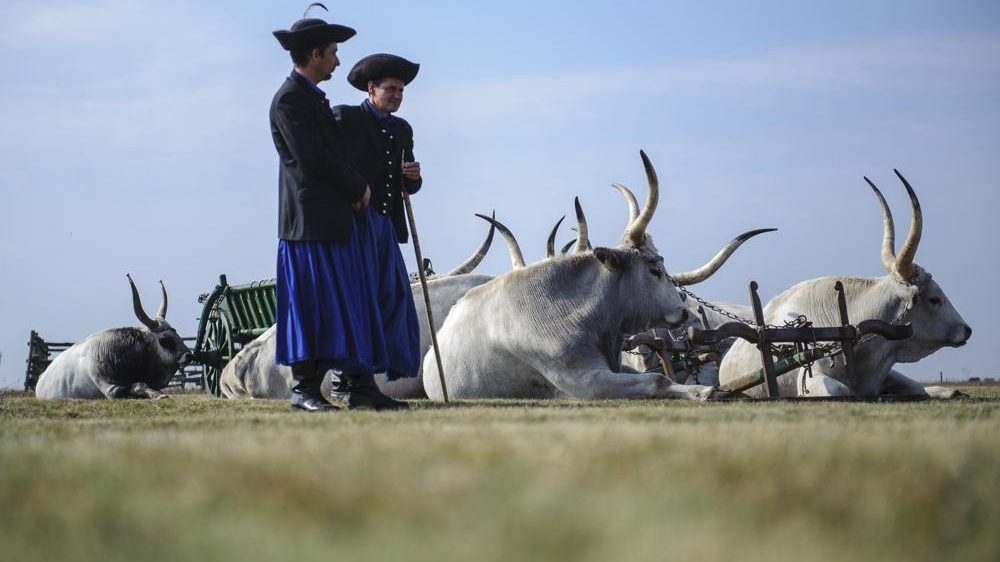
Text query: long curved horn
546 215 566 258
560 239 575 255
892 169 922 281
156 280 168 320
622 150 659 248
573 197 589 253
864 176 897 274
446 211 497 275
671 228 777 286
611 182 640 227
475 213 525 269
126 274 158 330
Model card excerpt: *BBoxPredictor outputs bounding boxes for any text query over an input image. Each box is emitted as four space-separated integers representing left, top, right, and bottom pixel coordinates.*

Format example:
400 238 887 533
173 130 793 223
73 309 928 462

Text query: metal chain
665 274 759 326
664 273 804 330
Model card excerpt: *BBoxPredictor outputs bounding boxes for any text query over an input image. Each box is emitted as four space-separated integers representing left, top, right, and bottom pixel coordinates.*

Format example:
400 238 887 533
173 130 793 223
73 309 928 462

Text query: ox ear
593 247 632 273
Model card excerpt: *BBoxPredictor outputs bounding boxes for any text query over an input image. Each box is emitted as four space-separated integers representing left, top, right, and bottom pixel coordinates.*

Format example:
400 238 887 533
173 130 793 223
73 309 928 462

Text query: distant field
2 386 998 562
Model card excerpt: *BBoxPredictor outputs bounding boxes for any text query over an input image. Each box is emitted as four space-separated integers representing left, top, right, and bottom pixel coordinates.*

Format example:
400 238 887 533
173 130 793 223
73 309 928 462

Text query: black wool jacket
270 72 367 242
331 103 422 244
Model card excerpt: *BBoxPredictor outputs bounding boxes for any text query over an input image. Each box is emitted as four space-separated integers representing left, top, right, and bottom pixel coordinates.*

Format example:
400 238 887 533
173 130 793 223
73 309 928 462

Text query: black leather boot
340 372 409 411
290 361 336 412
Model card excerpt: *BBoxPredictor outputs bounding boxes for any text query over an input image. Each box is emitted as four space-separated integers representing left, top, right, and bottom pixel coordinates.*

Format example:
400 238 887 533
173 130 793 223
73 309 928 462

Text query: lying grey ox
35 275 192 399
718 170 972 397
423 151 722 401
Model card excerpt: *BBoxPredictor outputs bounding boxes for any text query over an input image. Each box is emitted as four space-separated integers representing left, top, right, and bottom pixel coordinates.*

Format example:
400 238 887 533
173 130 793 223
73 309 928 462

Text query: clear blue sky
1 1 998 388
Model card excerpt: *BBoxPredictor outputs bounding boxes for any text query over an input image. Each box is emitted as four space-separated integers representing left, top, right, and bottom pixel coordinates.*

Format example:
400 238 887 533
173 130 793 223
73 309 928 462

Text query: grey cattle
219 223 501 400
423 151 719 401
718 171 972 397
34 275 192 399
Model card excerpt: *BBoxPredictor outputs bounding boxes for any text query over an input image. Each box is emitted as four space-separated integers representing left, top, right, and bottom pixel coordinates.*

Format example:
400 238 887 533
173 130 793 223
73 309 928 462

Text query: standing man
270 10 405 411
332 54 422 389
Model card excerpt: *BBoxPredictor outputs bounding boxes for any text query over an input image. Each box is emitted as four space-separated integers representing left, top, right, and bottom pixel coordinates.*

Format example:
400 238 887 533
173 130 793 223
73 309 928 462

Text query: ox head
127 274 193 379
602 152 689 329
864 171 972 362
593 246 689 330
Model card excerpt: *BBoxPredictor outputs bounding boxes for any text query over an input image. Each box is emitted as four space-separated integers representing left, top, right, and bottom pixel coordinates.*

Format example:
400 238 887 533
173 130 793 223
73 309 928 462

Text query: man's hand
402 160 421 181
352 185 371 211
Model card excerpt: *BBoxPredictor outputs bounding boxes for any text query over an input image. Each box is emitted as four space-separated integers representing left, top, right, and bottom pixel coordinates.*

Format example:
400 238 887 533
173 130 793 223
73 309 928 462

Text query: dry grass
1 386 998 562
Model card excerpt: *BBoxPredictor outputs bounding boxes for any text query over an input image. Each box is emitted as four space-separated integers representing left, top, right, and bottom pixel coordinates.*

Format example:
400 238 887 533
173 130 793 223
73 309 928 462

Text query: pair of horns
864 170 923 281
610 155 775 285
127 274 168 330
546 197 591 258
621 150 659 248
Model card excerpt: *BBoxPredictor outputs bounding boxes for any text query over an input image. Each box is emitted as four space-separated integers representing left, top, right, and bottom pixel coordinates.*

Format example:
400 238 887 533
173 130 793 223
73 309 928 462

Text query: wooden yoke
686 280 913 397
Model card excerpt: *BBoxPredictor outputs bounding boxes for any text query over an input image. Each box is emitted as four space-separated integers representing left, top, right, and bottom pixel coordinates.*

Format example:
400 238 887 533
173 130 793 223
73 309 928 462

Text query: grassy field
2 386 998 562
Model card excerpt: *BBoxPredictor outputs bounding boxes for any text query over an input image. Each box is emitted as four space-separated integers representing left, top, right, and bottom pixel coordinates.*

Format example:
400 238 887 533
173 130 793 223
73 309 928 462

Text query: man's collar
291 69 326 98
362 98 394 123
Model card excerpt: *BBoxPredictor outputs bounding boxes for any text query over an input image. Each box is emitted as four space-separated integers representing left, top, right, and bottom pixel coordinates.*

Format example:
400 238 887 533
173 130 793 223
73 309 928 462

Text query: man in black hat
270 11 408 412
331 54 423 390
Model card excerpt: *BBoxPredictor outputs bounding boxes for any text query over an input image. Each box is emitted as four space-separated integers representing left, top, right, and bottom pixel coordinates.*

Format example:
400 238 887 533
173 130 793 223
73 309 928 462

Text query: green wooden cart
191 274 277 396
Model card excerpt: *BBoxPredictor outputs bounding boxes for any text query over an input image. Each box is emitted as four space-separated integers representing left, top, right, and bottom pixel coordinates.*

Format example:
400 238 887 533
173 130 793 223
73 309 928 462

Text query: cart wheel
201 313 234 397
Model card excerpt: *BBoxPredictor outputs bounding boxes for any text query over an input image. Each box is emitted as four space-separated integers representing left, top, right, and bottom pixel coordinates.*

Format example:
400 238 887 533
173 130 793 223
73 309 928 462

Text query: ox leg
550 367 716 401
880 370 932 397
796 369 851 397
129 382 168 400
652 377 717 401
95 379 167 400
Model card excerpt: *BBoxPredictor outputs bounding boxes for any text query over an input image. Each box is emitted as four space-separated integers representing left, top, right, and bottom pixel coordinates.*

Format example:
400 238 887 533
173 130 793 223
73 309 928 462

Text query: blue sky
1 1 998 388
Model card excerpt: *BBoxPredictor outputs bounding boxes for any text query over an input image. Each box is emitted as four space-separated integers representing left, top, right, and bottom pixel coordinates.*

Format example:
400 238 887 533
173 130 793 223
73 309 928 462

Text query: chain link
664 273 801 330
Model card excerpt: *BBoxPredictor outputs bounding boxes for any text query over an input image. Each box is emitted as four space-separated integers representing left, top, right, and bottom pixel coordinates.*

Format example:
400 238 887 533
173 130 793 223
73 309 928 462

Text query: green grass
2 386 998 562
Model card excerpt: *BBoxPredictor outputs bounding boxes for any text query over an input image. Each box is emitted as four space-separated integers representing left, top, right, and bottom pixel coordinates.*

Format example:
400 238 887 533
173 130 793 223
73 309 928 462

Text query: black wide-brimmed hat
273 3 356 51
347 54 420 91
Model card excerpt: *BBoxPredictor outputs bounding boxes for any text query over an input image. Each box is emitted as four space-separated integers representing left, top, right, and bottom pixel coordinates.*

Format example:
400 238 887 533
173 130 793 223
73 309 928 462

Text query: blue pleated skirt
275 207 420 380
365 208 420 381
275 212 387 374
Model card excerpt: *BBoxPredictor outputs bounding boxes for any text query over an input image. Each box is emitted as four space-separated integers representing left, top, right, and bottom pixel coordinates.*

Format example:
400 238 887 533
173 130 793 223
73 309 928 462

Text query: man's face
368 77 405 114
313 43 340 82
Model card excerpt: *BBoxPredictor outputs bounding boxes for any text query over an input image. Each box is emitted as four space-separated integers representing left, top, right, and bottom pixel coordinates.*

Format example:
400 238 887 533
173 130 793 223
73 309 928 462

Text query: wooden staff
402 149 449 402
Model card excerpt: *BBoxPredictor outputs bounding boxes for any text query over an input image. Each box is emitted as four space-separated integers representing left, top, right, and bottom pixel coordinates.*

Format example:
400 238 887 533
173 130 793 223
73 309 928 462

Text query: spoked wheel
200 312 234 397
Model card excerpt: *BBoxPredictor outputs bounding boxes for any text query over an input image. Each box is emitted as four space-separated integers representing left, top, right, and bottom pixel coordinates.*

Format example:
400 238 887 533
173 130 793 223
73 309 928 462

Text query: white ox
219 224 503 400
423 151 725 401
35 275 192 399
718 171 972 397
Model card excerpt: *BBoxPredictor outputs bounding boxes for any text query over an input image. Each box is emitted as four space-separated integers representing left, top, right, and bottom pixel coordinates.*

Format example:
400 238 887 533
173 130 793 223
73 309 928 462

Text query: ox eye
650 267 664 279
929 297 942 306
159 336 177 351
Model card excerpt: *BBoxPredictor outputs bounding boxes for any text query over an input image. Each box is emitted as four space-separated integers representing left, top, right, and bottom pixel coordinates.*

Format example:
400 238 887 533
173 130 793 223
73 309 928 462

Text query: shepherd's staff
401 149 449 402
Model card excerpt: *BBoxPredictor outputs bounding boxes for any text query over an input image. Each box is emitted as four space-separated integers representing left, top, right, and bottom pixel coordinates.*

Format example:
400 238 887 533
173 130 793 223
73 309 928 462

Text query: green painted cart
192 274 277 396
